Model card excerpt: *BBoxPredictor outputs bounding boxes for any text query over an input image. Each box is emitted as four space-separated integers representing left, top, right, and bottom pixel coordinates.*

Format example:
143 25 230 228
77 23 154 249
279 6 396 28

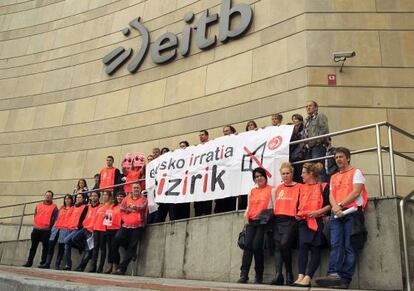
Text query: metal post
375 125 385 197
388 126 397 196
16 203 26 241
400 198 412 291
236 196 239 211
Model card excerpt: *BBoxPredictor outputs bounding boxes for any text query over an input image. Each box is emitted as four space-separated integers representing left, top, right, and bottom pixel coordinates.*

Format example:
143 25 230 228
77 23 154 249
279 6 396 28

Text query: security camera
333 51 356 72
333 51 356 60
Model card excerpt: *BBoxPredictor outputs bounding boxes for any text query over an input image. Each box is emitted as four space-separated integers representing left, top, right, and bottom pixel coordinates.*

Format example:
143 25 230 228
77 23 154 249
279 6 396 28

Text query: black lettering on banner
190 174 203 194
165 179 181 196
176 159 185 168
211 165 225 191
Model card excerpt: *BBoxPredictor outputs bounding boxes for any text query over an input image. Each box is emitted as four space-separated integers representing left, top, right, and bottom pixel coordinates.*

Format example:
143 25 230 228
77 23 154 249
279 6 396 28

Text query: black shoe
62 265 71 271
315 274 342 287
286 272 294 285
237 276 248 284
74 266 85 272
270 273 284 285
38 263 50 269
254 276 263 284
22 262 32 268
331 279 350 289
88 267 97 273
112 268 126 275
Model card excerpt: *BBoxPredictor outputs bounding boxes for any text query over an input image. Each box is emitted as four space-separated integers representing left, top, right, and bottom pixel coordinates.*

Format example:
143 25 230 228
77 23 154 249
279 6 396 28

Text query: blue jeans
327 213 357 283
305 144 328 182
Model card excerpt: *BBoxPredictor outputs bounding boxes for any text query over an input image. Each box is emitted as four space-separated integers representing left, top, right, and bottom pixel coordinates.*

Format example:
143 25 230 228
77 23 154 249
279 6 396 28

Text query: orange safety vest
273 183 301 217
83 204 100 232
331 167 368 209
297 183 327 231
124 169 140 193
107 204 122 230
67 204 86 230
121 196 146 226
100 167 117 191
93 204 111 232
55 206 74 229
247 185 272 220
34 202 57 229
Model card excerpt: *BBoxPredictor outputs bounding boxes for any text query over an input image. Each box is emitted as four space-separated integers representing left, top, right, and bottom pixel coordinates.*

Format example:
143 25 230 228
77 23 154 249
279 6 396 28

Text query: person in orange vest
89 191 113 273
112 183 148 275
315 147 368 289
104 192 126 274
23 191 58 268
62 193 88 270
271 162 301 286
238 167 273 284
39 194 74 269
71 191 101 272
100 155 122 193
292 162 331 287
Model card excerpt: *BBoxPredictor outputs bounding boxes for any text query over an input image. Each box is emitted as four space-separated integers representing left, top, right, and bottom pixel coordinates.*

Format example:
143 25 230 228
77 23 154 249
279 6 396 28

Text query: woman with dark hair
161 147 170 155
293 162 330 287
245 120 258 131
104 192 125 274
39 194 73 269
271 162 301 286
73 178 89 203
238 167 273 284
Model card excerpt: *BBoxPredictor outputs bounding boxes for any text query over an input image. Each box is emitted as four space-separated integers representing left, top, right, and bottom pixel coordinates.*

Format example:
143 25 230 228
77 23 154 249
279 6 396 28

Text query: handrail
0 121 413 288
400 190 414 291
0 178 145 210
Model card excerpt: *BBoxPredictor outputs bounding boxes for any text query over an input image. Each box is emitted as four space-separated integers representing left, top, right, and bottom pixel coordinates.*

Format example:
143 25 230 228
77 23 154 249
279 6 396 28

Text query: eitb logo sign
102 0 253 75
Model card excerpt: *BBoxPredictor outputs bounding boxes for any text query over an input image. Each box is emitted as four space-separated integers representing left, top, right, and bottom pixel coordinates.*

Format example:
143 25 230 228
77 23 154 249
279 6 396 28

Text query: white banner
146 125 293 204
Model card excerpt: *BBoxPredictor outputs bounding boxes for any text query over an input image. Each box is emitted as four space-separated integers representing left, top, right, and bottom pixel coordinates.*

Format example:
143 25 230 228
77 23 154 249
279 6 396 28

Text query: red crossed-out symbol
243 146 272 178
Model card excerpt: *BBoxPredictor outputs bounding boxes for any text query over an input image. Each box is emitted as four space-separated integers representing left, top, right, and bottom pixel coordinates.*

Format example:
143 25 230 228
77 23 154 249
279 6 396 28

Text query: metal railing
0 121 413 288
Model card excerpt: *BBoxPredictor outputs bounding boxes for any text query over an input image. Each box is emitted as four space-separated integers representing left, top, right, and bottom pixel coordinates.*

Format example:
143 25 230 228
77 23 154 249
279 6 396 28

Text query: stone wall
0 197 412 290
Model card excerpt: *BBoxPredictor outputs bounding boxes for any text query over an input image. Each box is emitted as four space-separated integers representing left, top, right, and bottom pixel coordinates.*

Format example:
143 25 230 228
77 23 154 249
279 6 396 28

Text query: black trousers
273 217 297 274
194 201 212 217
238 195 248 210
105 229 118 264
113 227 144 272
27 228 50 264
298 222 324 277
91 230 106 271
214 197 237 213
157 203 174 222
172 203 190 220
240 222 265 277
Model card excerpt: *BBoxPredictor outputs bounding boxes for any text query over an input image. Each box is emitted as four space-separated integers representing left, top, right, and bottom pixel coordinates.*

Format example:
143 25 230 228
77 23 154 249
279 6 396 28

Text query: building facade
0 0 413 212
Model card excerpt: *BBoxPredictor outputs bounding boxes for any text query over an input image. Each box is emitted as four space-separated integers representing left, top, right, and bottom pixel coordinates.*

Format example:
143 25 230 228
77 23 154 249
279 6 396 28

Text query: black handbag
237 226 246 250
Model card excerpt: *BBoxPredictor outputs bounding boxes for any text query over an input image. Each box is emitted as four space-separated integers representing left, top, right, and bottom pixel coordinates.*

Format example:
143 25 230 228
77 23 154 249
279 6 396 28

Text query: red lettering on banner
157 173 167 195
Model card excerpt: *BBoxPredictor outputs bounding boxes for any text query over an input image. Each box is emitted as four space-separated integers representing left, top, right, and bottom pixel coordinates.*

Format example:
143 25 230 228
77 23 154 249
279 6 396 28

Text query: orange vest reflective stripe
121 196 146 226
107 205 122 230
34 202 57 229
67 204 86 230
55 206 74 229
100 167 117 191
83 204 100 232
331 168 368 209
124 169 140 193
247 185 272 220
93 204 111 232
273 183 301 217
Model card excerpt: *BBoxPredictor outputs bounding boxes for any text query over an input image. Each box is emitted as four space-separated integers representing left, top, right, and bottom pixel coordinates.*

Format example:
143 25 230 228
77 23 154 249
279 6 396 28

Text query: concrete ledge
0 265 366 291
0 197 412 290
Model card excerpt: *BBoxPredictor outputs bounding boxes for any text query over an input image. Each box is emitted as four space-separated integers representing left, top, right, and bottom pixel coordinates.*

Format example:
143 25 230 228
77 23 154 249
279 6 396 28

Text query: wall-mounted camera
333 51 356 72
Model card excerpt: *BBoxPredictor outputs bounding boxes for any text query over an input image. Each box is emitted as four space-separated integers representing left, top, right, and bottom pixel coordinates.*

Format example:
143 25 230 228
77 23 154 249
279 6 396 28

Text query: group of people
240 147 368 289
22 100 362 288
23 182 147 275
